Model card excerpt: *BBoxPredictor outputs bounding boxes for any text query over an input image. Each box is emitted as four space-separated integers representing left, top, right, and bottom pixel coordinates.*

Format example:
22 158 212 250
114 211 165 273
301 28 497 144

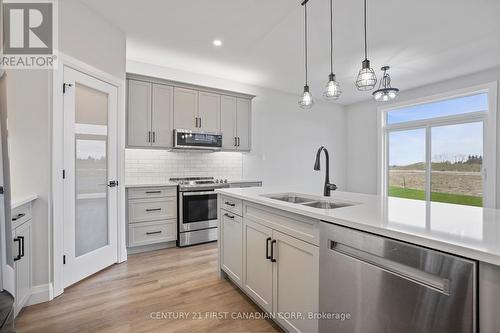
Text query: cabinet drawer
12 203 32 229
128 186 177 199
128 220 176 247
221 196 243 216
128 197 177 223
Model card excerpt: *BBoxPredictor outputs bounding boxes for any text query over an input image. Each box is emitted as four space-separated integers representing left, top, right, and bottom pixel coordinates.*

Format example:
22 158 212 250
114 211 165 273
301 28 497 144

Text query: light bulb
323 74 341 100
298 85 313 109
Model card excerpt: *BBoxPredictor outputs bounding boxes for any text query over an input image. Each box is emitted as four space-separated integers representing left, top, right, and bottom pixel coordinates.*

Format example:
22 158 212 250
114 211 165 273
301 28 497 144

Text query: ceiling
81 0 500 104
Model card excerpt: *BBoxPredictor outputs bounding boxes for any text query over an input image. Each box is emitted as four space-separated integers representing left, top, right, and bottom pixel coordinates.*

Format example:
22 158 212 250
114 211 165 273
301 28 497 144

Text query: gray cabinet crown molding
126 73 255 100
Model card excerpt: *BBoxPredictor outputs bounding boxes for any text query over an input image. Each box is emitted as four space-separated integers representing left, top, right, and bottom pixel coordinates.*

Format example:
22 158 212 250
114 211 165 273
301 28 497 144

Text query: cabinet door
14 221 32 316
173 87 198 130
243 219 273 313
272 230 319 333
198 91 220 133
236 98 251 151
220 96 237 150
151 84 173 147
221 210 243 287
127 80 151 147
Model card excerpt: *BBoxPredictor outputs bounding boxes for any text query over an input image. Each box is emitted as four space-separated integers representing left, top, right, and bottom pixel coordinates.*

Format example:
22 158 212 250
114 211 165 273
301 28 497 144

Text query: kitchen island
216 187 500 333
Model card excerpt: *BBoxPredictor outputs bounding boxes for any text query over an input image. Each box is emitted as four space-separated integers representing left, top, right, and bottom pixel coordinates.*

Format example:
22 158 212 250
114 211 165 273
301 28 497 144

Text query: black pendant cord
329 0 334 75
304 1 309 85
363 0 368 60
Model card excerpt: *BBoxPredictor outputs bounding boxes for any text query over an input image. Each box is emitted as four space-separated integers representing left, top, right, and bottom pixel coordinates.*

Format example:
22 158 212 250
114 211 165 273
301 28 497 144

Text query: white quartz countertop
217 187 500 266
11 194 38 209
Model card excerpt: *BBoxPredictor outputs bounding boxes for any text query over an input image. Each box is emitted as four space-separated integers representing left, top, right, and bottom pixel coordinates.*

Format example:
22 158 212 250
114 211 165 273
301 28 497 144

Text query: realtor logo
1 0 58 69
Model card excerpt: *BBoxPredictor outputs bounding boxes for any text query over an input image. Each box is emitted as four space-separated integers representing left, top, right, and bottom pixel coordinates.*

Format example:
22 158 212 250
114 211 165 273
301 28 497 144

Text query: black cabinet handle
224 213 235 219
148 131 151 143
266 237 272 260
13 237 21 261
145 208 162 212
224 201 236 207
12 213 25 221
19 236 25 258
270 239 277 262
146 231 162 235
145 190 162 194
152 131 156 143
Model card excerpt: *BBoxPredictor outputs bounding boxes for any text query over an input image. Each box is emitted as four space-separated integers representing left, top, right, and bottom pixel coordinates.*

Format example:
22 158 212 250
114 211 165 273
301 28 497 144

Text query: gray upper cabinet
151 84 173 147
173 87 198 130
236 98 251 151
221 96 237 150
198 91 220 133
220 96 252 151
127 80 151 147
126 74 254 151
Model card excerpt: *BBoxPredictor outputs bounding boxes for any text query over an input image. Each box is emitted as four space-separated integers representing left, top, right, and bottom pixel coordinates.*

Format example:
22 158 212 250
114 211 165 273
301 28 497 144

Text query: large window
381 85 496 208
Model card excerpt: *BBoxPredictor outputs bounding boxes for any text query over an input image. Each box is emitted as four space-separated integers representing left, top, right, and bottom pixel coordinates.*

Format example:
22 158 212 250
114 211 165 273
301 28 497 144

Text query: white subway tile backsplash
125 149 243 184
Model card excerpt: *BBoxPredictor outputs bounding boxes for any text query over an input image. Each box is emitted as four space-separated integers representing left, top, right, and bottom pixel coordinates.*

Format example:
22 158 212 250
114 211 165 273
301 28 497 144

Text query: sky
388 93 486 166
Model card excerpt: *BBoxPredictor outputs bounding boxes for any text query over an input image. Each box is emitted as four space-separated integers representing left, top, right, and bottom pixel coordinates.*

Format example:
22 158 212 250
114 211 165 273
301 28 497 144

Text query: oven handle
182 191 216 196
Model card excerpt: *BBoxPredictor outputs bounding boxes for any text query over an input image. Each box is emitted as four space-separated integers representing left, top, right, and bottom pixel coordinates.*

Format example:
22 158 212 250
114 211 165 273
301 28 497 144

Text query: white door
198 91 220 133
220 96 237 150
243 219 273 313
63 66 118 288
272 231 319 333
173 87 198 130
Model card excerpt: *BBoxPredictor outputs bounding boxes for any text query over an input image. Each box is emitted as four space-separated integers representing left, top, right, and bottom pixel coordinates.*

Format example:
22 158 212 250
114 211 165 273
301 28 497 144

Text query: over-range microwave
173 129 222 150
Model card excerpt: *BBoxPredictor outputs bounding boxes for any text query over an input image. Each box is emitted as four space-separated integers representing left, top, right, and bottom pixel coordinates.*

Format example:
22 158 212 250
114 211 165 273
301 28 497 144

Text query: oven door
179 190 218 232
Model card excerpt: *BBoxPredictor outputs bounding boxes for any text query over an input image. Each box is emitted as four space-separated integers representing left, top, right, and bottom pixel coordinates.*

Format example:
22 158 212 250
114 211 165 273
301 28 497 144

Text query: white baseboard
27 283 52 306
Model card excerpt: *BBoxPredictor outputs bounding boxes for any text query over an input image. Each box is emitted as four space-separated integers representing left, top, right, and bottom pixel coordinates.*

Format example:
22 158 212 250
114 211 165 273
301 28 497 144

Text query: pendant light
372 66 399 102
298 0 313 109
355 0 377 91
323 0 341 100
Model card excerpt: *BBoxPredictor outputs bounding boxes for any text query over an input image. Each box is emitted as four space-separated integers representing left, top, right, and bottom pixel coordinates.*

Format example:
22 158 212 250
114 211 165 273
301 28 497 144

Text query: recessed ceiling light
213 39 223 47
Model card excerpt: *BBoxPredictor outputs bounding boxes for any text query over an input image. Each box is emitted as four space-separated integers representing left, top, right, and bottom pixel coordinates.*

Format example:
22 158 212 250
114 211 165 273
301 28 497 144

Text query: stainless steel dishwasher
319 222 477 333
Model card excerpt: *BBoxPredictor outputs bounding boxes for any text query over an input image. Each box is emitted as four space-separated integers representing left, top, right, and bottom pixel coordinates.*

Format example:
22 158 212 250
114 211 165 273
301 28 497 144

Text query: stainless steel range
170 177 230 247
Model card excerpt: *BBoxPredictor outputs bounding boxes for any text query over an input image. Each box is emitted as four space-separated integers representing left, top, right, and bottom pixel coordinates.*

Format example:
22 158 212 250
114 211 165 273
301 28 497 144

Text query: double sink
262 193 355 210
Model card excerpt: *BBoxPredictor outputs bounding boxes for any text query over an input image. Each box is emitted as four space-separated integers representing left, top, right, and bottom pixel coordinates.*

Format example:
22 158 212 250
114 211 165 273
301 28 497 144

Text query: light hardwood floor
15 243 282 333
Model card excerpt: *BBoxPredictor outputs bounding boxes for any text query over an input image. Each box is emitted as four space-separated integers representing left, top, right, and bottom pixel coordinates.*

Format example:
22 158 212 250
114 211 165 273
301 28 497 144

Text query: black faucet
314 146 337 197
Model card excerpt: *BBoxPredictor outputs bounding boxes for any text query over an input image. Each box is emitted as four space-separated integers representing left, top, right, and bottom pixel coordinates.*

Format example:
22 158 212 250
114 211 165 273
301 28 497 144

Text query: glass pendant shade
372 66 399 102
355 59 377 91
323 73 341 100
299 85 314 109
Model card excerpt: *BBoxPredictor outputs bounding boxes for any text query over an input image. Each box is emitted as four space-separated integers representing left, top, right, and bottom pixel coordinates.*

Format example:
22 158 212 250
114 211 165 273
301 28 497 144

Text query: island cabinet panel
242 219 273 313
220 209 243 287
272 230 319 333
219 196 320 333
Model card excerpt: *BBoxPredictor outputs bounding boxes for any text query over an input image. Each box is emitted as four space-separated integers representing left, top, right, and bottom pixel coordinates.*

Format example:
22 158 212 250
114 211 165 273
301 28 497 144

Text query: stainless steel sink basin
263 193 356 210
302 201 353 209
265 193 316 204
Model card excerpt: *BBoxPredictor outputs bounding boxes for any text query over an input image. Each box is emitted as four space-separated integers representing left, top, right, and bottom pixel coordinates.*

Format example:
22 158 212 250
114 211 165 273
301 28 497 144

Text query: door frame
51 53 126 298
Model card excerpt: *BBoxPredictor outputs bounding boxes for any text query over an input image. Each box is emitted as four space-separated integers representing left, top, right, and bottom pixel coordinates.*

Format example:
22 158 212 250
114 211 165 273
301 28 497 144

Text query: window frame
378 82 498 208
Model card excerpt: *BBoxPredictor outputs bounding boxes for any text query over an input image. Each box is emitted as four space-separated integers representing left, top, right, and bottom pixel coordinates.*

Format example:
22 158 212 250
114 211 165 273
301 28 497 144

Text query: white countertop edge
124 183 178 188
11 194 38 209
217 188 500 266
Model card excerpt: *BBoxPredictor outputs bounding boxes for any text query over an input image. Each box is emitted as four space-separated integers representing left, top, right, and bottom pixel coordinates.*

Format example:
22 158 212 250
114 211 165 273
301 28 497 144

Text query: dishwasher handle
329 240 451 295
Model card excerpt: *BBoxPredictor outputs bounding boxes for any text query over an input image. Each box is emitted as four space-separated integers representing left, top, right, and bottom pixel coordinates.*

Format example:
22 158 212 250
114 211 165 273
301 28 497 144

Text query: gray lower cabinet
127 186 177 248
219 198 319 333
11 202 33 317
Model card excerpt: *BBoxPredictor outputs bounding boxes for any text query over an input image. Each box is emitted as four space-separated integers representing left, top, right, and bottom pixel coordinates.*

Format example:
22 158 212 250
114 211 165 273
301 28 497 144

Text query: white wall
127 60 347 195
6 0 126 289
345 66 500 207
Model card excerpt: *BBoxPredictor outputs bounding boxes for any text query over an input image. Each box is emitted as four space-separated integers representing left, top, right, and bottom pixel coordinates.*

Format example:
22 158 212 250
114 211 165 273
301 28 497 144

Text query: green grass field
388 186 483 207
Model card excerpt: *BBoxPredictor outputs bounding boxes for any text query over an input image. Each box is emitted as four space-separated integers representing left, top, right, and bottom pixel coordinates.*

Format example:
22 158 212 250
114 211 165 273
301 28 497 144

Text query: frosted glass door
63 66 118 288
75 84 109 256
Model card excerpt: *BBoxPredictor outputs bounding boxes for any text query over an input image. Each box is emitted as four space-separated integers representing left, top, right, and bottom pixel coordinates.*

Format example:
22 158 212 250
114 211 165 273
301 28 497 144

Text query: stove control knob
215 179 219 183
224 179 228 183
